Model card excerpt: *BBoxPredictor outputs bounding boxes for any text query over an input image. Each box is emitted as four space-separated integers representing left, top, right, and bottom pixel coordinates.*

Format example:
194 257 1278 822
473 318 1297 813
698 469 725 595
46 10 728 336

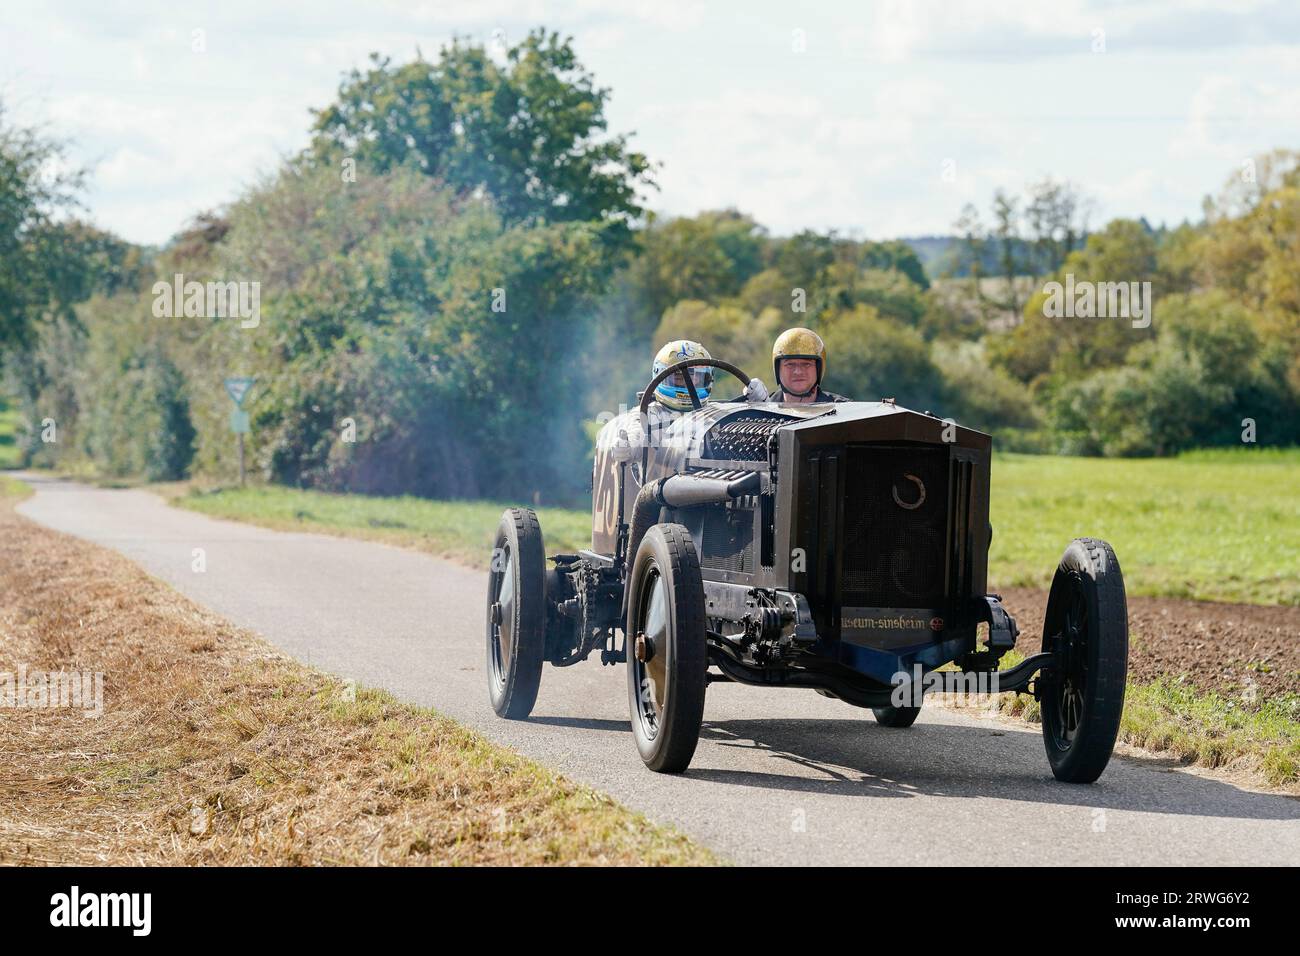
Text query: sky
3 0 1299 246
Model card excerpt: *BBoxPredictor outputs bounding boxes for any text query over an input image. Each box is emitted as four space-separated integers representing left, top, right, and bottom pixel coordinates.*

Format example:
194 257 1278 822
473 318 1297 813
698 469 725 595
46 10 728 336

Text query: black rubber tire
1040 537 1129 783
625 524 708 773
485 508 546 720
872 704 922 728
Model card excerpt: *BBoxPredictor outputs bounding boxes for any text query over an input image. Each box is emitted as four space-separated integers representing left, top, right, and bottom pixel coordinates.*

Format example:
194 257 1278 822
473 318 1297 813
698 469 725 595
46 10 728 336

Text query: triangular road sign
224 377 256 406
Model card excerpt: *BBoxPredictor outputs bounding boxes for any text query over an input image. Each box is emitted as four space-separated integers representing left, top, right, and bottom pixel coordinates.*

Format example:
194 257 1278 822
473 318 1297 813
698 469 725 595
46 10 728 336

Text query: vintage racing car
485 358 1129 782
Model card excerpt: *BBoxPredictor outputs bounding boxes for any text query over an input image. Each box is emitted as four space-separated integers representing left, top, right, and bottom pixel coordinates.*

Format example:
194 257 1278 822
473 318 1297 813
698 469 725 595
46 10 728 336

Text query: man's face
779 357 818 394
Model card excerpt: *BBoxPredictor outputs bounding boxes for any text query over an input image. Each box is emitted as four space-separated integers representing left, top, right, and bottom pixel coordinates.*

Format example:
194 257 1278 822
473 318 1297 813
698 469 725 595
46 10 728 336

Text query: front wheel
485 508 546 720
625 524 708 773
1040 538 1129 783
872 704 922 728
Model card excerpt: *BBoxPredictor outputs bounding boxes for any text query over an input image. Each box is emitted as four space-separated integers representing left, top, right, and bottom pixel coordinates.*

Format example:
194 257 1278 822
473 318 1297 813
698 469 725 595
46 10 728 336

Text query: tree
932 340 1041 434
83 337 196 480
991 189 1022 315
629 210 766 322
738 267 800 317
773 229 835 291
0 105 86 350
1205 148 1300 220
952 203 986 282
825 265 927 326
990 218 1159 384
1023 178 1092 277
1045 289 1297 455
307 30 654 249
855 239 930 290
188 161 616 500
1197 154 1300 396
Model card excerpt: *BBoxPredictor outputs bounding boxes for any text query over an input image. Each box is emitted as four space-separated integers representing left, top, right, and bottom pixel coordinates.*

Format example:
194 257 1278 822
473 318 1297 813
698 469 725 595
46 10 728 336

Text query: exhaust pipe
658 471 760 507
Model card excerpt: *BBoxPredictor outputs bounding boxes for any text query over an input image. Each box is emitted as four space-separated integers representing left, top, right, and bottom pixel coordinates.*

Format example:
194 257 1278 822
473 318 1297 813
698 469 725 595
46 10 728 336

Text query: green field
175 447 1299 607
989 449 1299 605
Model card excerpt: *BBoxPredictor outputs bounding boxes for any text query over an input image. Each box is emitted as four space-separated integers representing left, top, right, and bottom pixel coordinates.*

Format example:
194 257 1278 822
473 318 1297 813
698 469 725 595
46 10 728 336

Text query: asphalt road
15 472 1299 866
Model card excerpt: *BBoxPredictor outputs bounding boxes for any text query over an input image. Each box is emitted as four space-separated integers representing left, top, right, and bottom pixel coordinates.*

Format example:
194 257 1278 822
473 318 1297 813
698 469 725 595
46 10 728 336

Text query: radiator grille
840 445 950 608
948 458 974 598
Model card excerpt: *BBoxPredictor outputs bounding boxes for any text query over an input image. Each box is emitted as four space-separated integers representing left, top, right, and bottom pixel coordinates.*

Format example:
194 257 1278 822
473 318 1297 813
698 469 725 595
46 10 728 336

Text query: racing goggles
665 368 713 390
656 366 714 401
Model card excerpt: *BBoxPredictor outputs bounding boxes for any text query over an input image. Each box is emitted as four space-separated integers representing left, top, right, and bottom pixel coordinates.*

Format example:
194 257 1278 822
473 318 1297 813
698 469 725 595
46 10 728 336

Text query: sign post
224 377 256 486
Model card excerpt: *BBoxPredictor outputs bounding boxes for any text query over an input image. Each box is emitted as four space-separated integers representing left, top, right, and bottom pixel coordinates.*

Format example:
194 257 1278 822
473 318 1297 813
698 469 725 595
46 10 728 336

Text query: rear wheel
625 524 707 773
872 704 922 728
1040 538 1129 783
486 508 546 720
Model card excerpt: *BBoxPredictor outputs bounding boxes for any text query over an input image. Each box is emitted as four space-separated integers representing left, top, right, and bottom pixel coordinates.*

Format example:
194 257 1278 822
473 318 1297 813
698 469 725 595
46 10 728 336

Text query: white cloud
1171 74 1300 167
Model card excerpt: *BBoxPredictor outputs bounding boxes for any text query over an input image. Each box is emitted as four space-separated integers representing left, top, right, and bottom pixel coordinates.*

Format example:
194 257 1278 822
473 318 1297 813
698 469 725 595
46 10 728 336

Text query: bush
1047 291 1298 455
933 341 1041 433
1050 350 1225 456
80 315 195 480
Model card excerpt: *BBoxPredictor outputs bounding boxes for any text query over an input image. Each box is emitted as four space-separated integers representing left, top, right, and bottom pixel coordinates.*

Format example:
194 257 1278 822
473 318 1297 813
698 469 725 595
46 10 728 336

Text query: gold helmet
772 327 826 397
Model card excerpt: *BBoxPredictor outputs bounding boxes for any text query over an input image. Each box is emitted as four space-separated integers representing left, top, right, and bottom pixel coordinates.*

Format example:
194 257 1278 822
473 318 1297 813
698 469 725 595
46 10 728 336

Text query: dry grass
0 494 714 866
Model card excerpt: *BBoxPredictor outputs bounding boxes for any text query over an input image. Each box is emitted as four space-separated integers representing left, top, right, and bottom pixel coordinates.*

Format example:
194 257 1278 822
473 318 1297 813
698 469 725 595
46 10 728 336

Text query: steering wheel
626 358 753 494
639 358 754 416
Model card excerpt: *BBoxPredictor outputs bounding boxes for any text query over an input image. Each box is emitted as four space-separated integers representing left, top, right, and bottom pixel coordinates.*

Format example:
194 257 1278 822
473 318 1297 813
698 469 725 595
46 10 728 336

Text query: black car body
591 400 998 691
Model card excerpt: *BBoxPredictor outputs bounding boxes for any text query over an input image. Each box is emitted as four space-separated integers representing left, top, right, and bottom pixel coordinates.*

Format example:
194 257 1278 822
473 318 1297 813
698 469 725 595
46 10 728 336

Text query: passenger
770 328 850 403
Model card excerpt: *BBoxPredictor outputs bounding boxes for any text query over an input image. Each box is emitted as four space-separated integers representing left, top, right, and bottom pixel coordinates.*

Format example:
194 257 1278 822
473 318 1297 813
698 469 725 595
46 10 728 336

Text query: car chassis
487 359 1129 782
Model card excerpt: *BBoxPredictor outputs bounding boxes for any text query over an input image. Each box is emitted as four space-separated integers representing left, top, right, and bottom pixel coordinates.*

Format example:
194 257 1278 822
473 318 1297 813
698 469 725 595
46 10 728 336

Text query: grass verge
0 485 713 866
0 474 30 501
173 484 590 568
993 650 1300 791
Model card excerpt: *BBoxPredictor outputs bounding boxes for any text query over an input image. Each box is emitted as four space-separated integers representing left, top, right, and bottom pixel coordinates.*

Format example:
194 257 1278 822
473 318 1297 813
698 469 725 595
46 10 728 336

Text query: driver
771 327 850 403
650 340 769 411
651 340 716 411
